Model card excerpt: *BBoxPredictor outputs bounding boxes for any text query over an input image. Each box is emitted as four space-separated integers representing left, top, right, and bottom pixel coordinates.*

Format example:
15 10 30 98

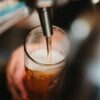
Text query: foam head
26 49 65 72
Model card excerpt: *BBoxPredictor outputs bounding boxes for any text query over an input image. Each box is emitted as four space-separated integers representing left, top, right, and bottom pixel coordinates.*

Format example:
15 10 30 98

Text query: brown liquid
24 36 64 99
24 67 61 100
46 37 52 64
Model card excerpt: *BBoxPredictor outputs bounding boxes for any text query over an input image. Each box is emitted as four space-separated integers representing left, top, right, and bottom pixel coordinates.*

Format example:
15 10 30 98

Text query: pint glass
24 26 70 100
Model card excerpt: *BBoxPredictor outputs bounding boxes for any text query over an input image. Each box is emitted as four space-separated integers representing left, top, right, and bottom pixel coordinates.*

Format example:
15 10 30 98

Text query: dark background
0 0 100 100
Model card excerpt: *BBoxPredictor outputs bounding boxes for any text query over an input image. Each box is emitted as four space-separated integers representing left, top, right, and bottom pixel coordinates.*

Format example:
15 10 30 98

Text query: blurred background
0 0 100 100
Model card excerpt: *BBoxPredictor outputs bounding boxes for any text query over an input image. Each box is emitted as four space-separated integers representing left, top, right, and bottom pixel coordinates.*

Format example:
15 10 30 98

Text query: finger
13 59 25 85
6 58 17 90
7 60 23 99
7 46 24 78
6 54 17 83
18 82 29 100
7 46 24 87
13 63 28 99
7 74 13 88
10 86 21 100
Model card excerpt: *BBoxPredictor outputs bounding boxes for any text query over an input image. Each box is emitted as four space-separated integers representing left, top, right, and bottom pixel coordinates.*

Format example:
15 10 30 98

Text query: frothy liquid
26 49 64 71
24 50 65 99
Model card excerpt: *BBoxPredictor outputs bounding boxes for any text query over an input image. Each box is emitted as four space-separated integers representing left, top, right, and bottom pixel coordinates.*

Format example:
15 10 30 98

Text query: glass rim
24 25 67 66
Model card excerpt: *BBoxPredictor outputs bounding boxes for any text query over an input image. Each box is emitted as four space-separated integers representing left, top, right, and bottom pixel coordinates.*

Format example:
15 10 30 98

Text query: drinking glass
24 26 70 100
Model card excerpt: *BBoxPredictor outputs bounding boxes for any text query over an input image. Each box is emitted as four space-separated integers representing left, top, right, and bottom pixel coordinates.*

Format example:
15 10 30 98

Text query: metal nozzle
38 8 53 37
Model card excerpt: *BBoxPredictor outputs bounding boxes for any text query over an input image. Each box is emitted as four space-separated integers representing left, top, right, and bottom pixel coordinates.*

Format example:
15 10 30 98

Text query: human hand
6 46 28 100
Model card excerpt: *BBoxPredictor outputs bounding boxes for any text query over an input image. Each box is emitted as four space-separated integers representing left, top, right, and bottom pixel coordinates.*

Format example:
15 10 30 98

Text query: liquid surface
26 49 64 71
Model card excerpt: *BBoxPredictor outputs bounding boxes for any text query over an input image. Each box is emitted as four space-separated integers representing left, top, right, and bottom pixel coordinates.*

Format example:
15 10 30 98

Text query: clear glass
24 26 70 100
